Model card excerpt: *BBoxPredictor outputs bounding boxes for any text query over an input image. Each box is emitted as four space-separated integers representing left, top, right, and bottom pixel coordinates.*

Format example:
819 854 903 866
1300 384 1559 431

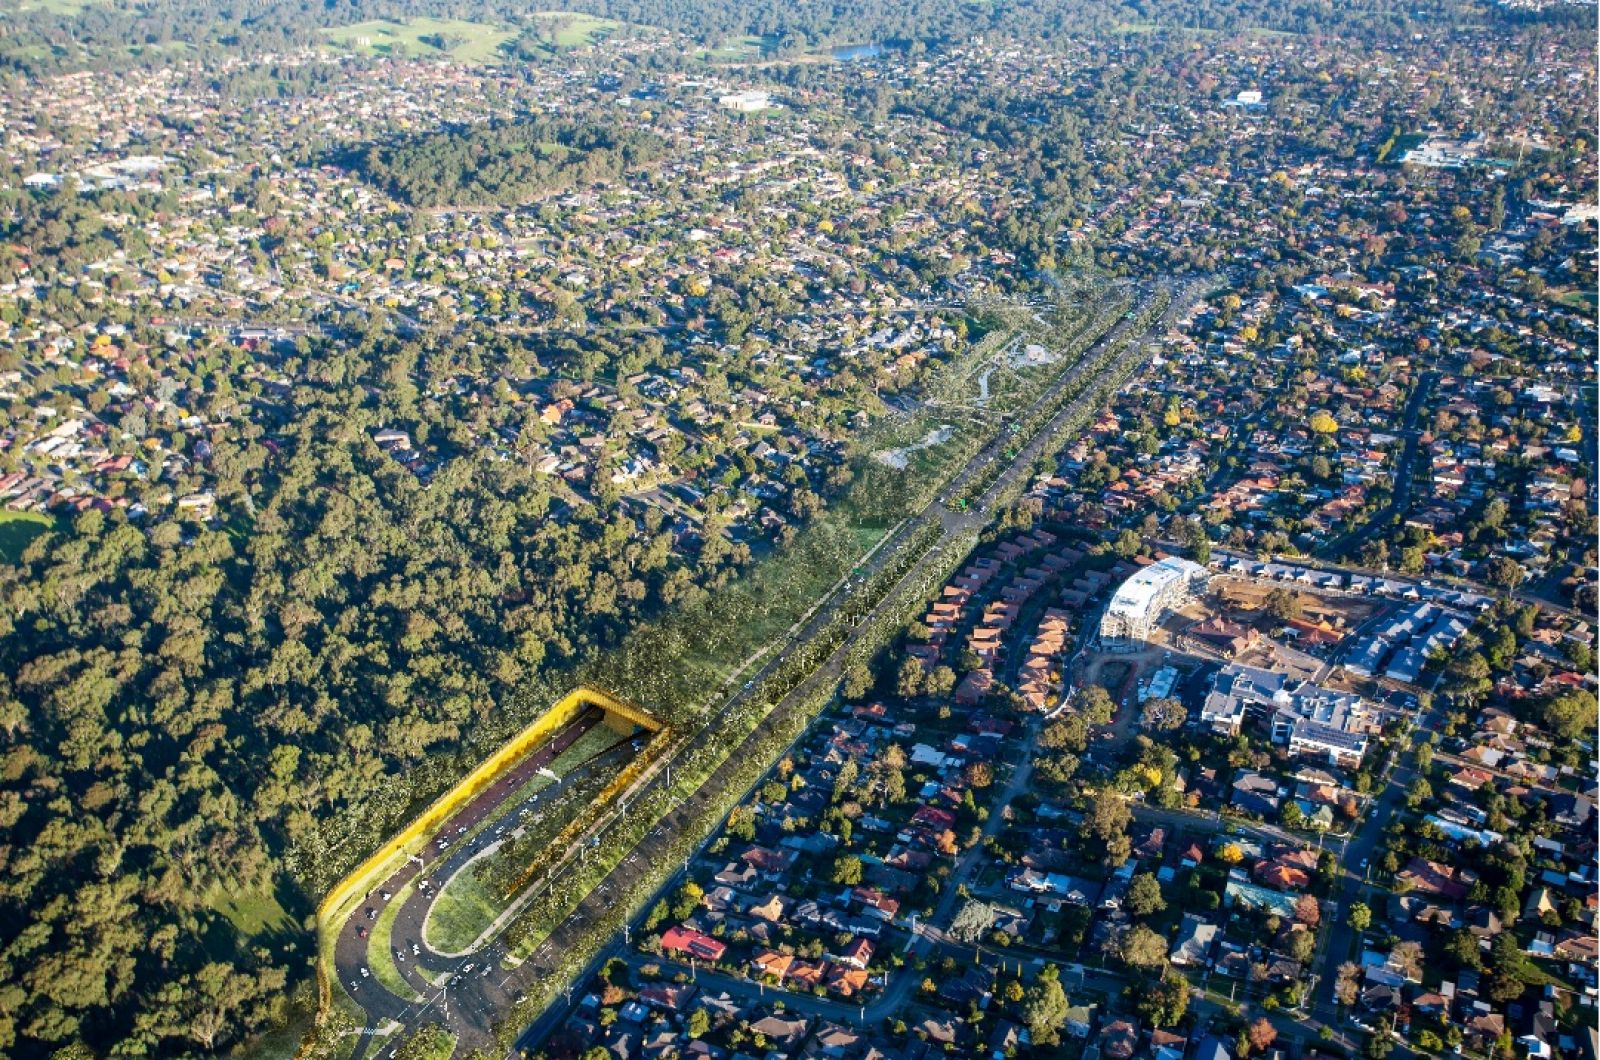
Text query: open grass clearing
207 880 295 939
423 861 503 954
1549 286 1597 313
0 510 59 563
12 0 110 14
696 34 773 61
526 11 621 49
321 18 515 63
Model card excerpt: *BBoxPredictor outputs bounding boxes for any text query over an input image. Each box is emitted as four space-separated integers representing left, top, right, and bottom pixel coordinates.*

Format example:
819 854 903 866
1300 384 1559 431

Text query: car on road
380 891 391 902
360 967 370 978
411 943 419 956
365 907 377 920
350 981 358 991
357 927 368 938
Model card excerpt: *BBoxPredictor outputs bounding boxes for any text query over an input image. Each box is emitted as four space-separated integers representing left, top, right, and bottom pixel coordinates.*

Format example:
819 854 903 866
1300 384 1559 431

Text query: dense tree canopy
346 119 666 207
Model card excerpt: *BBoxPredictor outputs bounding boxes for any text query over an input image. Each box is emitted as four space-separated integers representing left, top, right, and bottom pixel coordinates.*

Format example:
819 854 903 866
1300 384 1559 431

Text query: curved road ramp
310 686 665 1047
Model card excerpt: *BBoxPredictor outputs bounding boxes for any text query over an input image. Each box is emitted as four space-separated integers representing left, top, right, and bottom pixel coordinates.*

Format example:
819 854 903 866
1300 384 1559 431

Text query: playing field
12 0 111 15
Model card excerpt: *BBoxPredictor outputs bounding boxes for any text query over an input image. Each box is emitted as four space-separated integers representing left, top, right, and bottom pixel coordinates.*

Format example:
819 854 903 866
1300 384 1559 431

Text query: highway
327 278 1199 1057
333 709 642 1038
508 279 1205 1056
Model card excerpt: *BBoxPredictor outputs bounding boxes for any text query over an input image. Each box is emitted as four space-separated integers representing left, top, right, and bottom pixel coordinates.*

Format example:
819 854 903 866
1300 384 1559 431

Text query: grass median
425 865 503 955
368 884 424 1002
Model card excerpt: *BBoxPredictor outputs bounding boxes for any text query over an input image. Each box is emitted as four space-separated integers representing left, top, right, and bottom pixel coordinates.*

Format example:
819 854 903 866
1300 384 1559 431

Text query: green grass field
367 885 424 1001
424 865 502 954
208 881 295 939
12 0 111 15
322 18 516 62
697 34 774 61
528 11 620 49
1550 287 1597 313
0 510 58 563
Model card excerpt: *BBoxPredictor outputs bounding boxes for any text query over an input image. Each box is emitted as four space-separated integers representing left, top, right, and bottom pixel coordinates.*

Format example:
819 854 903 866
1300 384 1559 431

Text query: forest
344 119 666 207
0 291 863 1052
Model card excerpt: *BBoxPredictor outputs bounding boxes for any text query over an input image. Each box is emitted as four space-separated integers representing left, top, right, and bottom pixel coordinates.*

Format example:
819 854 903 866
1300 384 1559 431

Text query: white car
360 967 370 979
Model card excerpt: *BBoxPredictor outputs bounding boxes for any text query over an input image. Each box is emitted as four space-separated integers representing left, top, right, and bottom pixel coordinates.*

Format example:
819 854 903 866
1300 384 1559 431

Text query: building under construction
1098 556 1211 651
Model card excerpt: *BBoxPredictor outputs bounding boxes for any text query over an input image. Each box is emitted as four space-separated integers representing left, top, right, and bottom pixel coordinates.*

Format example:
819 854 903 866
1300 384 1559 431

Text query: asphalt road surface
1317 369 1440 562
335 708 637 1037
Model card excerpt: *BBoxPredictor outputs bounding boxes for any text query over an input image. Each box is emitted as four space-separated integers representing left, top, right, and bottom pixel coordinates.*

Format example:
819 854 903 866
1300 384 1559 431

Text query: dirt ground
1210 576 1383 631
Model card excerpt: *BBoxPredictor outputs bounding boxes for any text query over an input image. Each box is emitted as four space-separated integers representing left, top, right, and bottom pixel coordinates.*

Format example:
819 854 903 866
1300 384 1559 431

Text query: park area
321 18 516 62
320 12 620 63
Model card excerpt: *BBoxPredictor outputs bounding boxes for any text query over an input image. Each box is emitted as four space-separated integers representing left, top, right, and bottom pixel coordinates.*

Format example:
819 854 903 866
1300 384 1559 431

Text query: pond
832 42 884 61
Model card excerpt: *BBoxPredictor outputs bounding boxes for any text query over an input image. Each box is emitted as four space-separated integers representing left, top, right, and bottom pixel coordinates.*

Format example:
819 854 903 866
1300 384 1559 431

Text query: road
1311 681 1441 1030
334 709 635 1024
1318 370 1439 563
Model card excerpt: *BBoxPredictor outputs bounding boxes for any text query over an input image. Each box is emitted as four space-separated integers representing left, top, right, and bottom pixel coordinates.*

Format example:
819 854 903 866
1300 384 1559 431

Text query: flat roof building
1099 556 1210 651
1203 663 1377 767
